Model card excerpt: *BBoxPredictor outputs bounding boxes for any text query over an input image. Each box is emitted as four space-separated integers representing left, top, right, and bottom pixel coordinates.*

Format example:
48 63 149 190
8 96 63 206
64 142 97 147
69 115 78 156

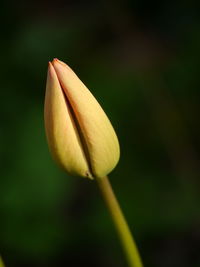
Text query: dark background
1 1 200 266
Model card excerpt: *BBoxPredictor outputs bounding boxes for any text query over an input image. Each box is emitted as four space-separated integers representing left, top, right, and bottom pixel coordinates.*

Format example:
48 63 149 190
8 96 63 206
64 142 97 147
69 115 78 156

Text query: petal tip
52 58 64 65
48 61 53 67
47 61 55 77
52 58 73 74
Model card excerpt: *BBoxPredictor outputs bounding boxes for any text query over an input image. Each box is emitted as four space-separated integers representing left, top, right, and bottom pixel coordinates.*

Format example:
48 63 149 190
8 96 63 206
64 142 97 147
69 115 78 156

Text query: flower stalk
0 257 5 267
96 176 143 267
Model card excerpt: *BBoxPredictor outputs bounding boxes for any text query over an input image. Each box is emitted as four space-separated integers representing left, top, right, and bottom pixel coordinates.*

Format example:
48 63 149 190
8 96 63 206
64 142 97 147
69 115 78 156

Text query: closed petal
52 59 120 178
44 62 92 178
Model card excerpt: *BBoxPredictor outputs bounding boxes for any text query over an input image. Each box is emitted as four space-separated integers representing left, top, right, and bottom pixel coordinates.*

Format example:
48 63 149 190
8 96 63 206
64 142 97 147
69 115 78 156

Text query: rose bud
44 59 120 179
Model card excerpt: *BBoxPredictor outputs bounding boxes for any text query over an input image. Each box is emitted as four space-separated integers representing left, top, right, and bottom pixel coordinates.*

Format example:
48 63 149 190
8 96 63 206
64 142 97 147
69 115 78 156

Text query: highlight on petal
44 59 120 179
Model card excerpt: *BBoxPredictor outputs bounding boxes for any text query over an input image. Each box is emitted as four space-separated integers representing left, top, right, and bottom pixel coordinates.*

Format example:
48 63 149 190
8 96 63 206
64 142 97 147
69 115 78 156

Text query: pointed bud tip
47 61 57 80
52 58 73 73
52 58 65 65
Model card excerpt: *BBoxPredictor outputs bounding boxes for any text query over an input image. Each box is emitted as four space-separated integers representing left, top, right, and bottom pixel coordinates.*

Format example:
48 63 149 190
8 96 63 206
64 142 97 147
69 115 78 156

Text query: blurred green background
1 1 200 266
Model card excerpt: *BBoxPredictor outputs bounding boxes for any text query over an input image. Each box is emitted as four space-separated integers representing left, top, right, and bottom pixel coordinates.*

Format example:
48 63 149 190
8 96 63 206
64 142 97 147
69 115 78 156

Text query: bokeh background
1 1 200 266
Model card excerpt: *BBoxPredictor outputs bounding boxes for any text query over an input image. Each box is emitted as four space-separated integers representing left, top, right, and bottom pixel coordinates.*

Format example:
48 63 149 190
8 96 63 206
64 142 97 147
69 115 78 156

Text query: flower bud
44 59 120 179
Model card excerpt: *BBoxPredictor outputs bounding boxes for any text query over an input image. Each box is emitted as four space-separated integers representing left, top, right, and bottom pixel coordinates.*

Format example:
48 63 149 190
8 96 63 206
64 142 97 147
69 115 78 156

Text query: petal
44 62 92 178
52 59 120 178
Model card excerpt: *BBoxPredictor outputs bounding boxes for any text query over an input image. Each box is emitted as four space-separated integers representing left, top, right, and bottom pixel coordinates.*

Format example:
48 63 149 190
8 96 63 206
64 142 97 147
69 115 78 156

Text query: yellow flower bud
44 59 120 179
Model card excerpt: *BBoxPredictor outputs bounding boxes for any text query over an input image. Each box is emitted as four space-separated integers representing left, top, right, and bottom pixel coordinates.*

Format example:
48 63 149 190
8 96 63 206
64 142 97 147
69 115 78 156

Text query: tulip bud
44 59 120 179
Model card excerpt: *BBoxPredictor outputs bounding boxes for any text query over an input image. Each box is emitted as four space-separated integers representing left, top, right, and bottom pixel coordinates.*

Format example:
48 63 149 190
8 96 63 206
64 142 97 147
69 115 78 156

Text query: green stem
96 176 143 267
0 256 5 267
